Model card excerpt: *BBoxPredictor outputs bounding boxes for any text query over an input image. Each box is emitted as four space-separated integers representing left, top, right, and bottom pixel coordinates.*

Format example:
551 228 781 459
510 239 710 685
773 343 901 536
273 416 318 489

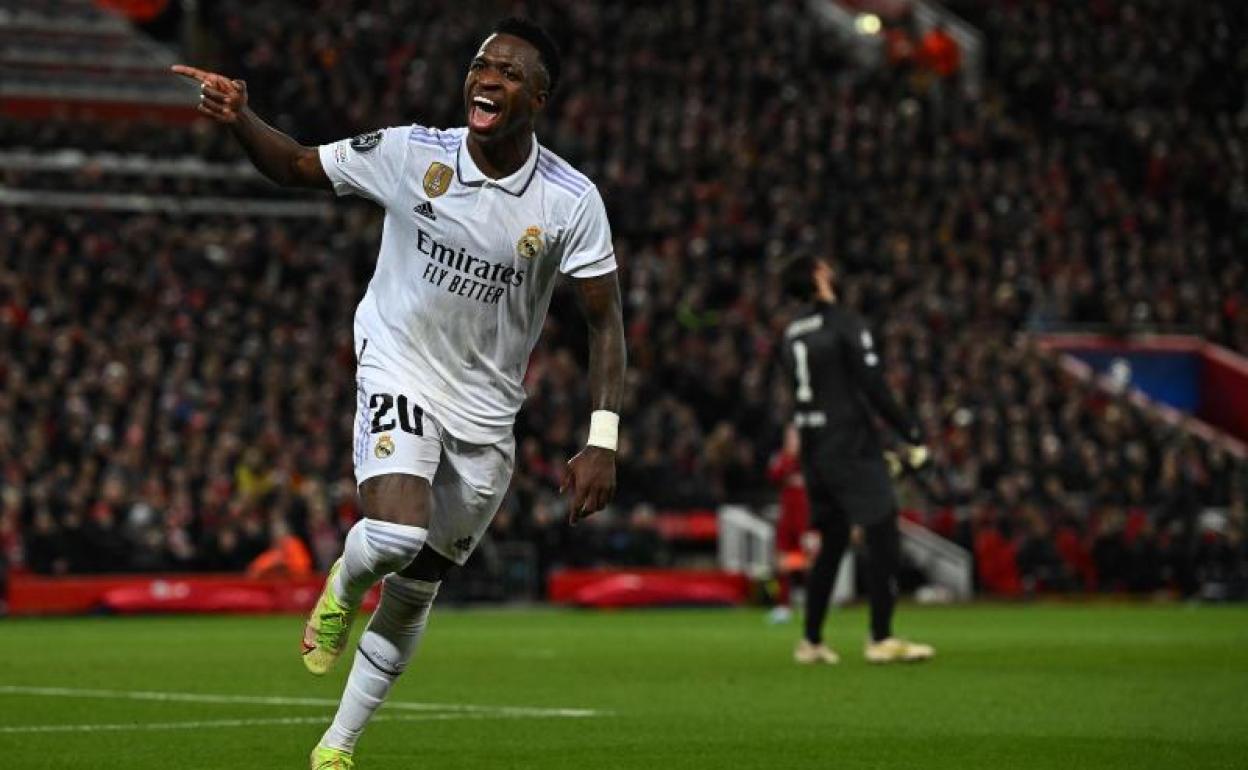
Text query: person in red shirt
918 23 961 80
767 425 811 623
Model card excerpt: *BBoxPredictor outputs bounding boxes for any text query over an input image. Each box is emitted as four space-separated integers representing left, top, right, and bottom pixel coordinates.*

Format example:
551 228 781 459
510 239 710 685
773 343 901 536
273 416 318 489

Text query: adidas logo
413 200 437 221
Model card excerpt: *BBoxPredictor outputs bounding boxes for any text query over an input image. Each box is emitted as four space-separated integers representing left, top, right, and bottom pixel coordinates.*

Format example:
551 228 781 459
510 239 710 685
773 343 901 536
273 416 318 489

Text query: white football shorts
352 368 515 565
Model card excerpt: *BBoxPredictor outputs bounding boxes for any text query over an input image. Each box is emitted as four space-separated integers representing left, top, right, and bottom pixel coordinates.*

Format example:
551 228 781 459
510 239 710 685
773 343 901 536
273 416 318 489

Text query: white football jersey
318 125 616 444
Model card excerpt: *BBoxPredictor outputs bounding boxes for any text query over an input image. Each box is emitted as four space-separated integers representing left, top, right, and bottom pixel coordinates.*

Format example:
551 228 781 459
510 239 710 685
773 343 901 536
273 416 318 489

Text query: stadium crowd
1 0 1245 597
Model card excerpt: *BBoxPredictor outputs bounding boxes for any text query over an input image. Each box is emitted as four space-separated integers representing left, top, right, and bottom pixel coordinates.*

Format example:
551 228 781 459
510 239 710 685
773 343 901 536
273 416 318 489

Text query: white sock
321 575 438 753
332 519 428 607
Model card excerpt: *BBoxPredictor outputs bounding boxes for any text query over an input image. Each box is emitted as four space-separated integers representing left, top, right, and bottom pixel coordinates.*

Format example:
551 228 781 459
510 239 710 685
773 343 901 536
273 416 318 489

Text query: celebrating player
779 255 934 665
174 18 625 769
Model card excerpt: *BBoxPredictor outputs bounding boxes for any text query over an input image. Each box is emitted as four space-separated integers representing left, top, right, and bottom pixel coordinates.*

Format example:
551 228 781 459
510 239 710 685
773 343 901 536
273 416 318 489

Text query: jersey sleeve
843 316 924 444
317 126 410 206
559 187 617 278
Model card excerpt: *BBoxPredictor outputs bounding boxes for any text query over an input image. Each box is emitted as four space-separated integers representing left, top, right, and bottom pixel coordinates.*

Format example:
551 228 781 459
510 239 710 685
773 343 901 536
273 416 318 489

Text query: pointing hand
171 65 249 124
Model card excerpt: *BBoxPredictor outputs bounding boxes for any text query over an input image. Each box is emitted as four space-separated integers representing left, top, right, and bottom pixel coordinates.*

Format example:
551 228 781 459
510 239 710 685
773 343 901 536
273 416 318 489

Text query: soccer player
765 424 812 624
778 255 934 665
174 18 625 769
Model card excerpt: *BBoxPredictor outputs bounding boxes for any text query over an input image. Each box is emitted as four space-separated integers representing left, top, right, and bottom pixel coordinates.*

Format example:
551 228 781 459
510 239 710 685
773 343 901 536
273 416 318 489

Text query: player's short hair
493 17 561 94
778 254 819 301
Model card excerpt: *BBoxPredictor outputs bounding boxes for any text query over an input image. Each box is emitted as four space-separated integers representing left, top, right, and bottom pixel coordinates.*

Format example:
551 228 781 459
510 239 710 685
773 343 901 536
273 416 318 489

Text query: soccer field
1 605 1245 769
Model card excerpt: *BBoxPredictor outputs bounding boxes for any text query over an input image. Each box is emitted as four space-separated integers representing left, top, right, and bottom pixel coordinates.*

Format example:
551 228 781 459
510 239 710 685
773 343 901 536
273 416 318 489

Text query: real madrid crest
516 226 543 260
374 434 395 459
423 162 453 198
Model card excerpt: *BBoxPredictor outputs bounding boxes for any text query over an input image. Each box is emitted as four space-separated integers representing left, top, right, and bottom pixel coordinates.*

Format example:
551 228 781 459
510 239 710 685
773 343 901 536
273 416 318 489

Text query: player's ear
530 76 549 112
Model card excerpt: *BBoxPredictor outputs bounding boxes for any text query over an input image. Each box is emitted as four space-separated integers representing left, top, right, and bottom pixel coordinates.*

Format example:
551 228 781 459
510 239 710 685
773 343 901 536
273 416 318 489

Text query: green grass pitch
1 604 1245 769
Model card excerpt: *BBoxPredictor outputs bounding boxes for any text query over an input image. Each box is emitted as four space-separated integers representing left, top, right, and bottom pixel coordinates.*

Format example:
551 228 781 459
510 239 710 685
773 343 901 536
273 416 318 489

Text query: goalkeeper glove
885 444 930 478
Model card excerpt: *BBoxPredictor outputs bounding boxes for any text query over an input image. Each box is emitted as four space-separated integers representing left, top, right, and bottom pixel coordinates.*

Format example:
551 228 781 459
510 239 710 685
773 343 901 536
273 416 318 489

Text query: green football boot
310 744 354 769
301 559 356 675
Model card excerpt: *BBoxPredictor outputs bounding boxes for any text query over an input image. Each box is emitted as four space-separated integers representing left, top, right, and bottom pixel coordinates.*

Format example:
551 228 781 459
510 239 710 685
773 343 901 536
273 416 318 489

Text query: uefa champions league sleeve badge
350 130 383 152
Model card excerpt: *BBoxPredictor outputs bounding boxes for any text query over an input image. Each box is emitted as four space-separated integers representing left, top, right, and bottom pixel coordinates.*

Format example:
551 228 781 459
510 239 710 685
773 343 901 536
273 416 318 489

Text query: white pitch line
0 685 602 719
0 712 518 735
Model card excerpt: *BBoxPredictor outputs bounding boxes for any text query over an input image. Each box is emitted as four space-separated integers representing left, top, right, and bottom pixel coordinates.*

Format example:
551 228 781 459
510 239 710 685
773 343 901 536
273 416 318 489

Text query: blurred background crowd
1 0 1245 599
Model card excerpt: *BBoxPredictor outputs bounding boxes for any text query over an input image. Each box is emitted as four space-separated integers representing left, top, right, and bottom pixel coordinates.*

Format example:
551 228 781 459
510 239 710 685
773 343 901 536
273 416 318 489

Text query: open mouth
469 95 502 131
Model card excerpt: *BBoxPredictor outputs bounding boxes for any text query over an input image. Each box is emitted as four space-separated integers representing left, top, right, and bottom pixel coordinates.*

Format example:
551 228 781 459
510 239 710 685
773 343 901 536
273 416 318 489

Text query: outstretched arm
561 271 627 522
171 65 330 191
844 320 923 446
847 328 931 473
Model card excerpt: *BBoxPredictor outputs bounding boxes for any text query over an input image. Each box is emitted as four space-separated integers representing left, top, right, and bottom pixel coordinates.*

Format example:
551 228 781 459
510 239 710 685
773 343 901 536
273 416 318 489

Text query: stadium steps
0 0 194 111
0 147 331 217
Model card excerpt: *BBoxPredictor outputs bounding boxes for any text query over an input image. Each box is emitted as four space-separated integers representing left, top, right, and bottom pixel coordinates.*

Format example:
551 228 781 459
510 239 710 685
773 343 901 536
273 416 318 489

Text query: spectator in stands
882 11 918 73
199 526 250 572
19 510 59 575
917 22 959 80
1015 505 1073 593
1091 507 1128 592
246 518 313 578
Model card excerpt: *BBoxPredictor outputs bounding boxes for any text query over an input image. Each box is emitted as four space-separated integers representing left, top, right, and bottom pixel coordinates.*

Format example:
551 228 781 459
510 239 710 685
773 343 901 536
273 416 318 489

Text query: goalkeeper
778 255 935 665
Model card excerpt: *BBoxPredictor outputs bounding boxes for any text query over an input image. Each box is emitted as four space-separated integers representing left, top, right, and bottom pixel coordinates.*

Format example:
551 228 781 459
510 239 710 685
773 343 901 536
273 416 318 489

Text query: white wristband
587 410 620 451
